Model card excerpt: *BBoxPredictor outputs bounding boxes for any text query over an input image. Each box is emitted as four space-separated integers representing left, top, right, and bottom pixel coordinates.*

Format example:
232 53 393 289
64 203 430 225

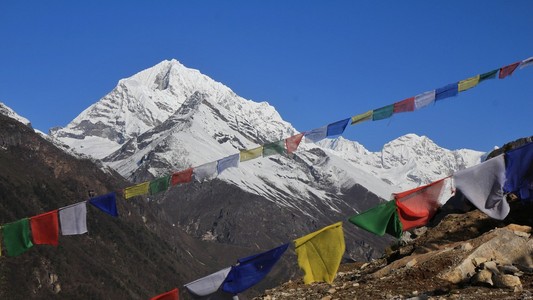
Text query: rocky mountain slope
0 112 280 299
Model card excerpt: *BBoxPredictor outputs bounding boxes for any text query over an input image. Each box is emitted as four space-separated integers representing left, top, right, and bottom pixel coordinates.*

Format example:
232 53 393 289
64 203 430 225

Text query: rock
480 261 499 274
321 296 332 300
493 274 522 290
460 242 473 251
471 269 493 286
353 283 360 287
406 259 417 269
472 257 488 267
506 224 532 233
413 227 428 237
328 288 336 294
498 264 520 275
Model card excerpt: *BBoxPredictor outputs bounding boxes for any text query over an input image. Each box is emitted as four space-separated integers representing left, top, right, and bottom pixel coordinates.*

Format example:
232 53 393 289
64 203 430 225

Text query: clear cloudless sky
0 1 532 152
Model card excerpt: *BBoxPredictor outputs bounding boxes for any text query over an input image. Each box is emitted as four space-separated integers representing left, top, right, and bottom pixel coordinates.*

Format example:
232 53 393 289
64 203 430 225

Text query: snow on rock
0 102 32 127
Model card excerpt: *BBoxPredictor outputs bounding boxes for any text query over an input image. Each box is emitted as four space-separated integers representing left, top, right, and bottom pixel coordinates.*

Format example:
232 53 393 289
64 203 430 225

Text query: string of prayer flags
217 153 240 174
150 175 170 195
454 154 509 220
326 118 350 137
503 142 533 201
304 126 327 143
263 140 287 157
435 83 458 101
150 288 179 300
393 97 415 113
458 75 480 92
222 243 289 295
184 267 232 297
171 168 193 186
372 104 394 121
30 210 59 246
414 90 436 110
59 202 88 236
2 218 33 256
285 133 304 154
499 62 521 79
89 192 118 217
520 57 533 69
479 69 498 83
348 200 402 238
124 181 149 199
394 177 452 231
351 110 373 125
193 161 218 182
294 222 345 284
240 146 263 162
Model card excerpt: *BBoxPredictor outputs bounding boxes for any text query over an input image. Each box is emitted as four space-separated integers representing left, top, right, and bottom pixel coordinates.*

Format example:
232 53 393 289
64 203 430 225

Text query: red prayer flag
285 133 304 154
30 210 59 246
393 97 415 113
171 168 193 186
499 62 520 79
150 288 179 300
393 178 447 231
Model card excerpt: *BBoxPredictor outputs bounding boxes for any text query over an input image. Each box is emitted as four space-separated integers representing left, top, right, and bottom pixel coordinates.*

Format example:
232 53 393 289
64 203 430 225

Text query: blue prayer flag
304 126 328 143
89 192 118 217
326 118 350 137
222 243 289 294
217 153 240 174
503 142 533 201
435 83 459 101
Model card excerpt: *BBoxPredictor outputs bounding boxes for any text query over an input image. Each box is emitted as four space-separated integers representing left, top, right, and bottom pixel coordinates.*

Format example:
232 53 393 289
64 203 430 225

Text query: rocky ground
254 200 533 300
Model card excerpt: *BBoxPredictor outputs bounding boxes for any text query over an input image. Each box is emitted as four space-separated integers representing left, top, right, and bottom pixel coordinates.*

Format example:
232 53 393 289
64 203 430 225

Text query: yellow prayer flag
351 110 373 125
240 146 263 162
458 75 480 92
123 181 150 199
294 222 345 284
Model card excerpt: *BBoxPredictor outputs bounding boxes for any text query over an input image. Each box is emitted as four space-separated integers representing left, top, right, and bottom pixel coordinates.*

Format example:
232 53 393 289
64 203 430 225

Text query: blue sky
0 1 532 152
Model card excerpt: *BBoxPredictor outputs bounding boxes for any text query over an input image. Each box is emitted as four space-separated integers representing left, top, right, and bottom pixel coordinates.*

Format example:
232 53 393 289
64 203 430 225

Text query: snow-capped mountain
51 60 483 207
0 102 32 127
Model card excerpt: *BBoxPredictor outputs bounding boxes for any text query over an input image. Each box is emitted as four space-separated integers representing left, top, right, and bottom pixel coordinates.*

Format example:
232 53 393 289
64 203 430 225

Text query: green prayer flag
263 140 286 157
149 175 170 195
2 218 33 256
479 69 498 83
348 200 402 238
372 105 394 121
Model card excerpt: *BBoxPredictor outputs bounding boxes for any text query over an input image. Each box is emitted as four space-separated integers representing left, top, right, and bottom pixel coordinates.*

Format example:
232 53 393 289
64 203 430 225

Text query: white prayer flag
184 267 231 297
59 202 88 235
414 90 436 110
193 161 218 182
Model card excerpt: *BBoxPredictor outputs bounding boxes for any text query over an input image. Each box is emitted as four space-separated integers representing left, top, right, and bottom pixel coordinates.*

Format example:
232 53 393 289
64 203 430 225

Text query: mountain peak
0 102 32 128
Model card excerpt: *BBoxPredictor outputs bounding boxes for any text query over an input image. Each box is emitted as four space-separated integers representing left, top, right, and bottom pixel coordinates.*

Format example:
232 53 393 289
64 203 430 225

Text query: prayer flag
294 222 345 284
222 243 289 294
519 57 533 69
59 202 88 236
394 178 450 230
150 288 178 300
194 161 218 182
285 133 304 154
499 62 520 79
30 210 59 246
348 200 402 238
185 267 231 297
89 192 118 217
240 146 263 162
372 104 394 121
171 168 193 186
326 118 350 137
503 142 533 201
351 110 373 125
393 97 415 113
414 90 436 110
479 69 498 83
2 218 33 256
435 83 458 101
124 181 150 199
217 154 240 174
454 155 508 220
263 140 286 157
458 75 480 92
149 175 170 195
304 126 327 143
